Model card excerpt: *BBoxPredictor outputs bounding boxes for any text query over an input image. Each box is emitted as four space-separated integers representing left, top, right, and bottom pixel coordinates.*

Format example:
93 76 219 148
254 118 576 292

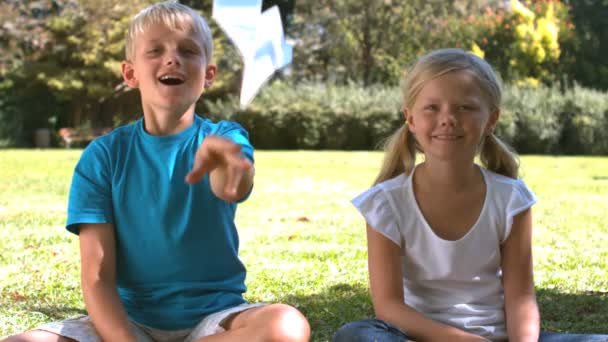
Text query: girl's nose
439 108 457 126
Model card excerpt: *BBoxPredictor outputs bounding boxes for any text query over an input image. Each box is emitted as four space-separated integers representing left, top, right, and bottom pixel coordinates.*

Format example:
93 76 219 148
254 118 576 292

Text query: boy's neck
142 105 196 136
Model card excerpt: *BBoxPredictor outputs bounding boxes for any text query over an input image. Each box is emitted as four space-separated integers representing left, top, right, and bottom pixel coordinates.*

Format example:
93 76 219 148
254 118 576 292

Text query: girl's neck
415 160 481 192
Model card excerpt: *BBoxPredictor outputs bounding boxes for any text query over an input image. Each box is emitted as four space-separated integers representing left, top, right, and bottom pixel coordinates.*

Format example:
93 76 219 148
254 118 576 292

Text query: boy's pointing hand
186 136 253 201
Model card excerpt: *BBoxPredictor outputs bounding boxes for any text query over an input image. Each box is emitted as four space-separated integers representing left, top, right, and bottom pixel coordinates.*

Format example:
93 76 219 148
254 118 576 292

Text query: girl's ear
121 61 138 88
404 108 415 133
485 109 500 135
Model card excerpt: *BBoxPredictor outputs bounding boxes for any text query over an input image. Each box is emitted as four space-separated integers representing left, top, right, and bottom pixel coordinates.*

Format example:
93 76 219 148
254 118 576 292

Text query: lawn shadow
537 288 608 334
278 283 373 341
27 304 87 321
9 286 607 340
277 285 608 341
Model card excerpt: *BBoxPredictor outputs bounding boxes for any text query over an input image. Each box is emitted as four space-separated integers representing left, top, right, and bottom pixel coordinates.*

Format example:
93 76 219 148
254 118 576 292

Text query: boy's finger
232 155 252 172
206 136 240 154
225 165 242 199
185 153 211 184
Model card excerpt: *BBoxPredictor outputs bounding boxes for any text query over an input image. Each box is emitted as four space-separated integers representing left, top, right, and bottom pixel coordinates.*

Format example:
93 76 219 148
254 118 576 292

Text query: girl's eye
424 105 438 111
146 48 161 55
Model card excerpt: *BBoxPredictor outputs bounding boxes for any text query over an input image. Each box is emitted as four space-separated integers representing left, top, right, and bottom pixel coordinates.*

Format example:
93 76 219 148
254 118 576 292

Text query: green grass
1 150 607 340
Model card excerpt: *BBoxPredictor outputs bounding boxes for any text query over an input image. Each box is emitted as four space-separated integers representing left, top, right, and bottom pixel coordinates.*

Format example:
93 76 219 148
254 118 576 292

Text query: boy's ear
121 61 139 88
204 64 217 88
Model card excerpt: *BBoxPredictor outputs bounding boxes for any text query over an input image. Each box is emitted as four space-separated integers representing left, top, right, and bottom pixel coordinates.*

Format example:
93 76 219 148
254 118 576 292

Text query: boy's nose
165 53 182 66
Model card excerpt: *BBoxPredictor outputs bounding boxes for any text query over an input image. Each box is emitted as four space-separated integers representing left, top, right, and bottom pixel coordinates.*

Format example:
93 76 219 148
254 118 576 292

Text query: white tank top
352 166 536 341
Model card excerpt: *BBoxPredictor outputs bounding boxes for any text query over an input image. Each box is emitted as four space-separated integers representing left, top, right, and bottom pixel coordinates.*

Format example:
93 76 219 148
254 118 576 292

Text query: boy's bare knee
3 330 76 342
264 304 311 342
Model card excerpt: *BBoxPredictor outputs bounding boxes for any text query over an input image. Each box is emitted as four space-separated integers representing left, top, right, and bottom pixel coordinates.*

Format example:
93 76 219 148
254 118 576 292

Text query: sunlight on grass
1 150 607 340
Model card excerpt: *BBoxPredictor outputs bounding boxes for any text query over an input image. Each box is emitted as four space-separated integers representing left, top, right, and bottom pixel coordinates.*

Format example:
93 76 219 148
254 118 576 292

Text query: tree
0 0 266 145
291 0 483 85
292 0 424 85
562 0 608 90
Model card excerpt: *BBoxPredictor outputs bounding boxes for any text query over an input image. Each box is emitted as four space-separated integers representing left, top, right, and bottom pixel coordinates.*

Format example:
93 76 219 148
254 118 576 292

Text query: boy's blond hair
126 1 213 63
375 48 519 185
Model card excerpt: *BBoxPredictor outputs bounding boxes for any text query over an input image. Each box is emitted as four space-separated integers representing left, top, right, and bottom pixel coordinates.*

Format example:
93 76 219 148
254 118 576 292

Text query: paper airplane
212 0 293 108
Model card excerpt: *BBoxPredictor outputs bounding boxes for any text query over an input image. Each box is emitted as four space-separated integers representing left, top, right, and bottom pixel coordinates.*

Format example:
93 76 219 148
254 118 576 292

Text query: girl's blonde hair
374 48 519 184
125 1 213 63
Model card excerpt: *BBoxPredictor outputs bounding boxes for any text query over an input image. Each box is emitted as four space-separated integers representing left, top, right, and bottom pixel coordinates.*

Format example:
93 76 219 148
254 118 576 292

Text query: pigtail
480 133 519 179
374 125 417 185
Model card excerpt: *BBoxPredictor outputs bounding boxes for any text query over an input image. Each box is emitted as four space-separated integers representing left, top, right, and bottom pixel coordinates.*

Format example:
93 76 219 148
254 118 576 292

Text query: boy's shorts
35 302 265 342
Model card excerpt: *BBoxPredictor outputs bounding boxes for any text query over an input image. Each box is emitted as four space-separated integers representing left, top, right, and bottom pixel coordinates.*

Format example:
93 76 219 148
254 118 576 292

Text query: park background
1 0 607 341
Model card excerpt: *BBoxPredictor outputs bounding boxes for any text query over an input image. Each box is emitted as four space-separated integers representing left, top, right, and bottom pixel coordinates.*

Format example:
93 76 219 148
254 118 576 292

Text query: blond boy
3 2 309 341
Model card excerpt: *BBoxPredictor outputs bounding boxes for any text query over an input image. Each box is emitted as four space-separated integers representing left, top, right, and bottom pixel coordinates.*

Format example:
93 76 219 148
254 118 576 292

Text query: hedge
199 81 608 154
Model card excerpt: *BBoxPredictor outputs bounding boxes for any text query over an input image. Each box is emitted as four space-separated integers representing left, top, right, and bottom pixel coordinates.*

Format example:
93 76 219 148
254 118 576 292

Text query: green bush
502 84 567 153
200 81 608 154
559 85 608 155
199 81 402 150
0 109 24 148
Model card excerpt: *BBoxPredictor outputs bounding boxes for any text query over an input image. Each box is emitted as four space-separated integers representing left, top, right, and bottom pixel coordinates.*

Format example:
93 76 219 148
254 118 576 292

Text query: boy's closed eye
457 104 478 111
179 45 201 55
146 47 162 55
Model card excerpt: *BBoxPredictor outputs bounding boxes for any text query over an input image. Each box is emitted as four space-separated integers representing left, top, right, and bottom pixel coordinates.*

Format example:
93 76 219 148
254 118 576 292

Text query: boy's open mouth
159 75 185 85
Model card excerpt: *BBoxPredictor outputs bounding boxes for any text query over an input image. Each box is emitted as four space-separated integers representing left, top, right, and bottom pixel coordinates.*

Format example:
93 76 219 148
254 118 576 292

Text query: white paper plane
212 0 293 108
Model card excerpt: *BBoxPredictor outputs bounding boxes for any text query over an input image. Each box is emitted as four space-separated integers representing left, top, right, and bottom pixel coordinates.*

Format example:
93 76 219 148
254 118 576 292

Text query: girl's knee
334 320 373 342
334 319 404 342
263 303 311 342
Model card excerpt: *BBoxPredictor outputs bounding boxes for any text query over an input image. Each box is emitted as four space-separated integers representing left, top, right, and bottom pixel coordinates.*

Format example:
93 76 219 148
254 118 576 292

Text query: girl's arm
367 225 489 342
501 208 540 342
79 223 138 342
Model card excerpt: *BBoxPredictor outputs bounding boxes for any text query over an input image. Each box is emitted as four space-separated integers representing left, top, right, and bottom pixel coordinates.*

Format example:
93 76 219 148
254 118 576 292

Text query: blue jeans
333 319 608 342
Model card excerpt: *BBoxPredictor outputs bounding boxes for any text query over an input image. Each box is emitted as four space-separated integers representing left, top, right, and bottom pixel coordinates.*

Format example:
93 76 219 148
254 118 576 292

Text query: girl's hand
436 331 491 342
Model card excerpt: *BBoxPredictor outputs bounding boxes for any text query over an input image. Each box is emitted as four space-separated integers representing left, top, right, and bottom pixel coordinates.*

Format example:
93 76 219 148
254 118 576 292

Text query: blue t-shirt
66 115 254 330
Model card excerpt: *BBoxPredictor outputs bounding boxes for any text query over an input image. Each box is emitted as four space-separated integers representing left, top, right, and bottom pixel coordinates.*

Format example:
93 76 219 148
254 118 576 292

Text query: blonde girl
333 49 608 342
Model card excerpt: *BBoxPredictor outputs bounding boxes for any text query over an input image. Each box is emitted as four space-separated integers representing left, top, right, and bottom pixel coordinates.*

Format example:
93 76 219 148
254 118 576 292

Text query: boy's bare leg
199 304 310 342
2 330 76 342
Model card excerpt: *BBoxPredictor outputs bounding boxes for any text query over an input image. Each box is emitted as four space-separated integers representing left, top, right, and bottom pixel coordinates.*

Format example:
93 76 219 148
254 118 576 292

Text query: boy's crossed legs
3 303 310 342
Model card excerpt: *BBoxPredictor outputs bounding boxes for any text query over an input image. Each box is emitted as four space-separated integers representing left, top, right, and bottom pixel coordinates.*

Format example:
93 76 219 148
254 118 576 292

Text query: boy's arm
501 208 540 342
79 223 137 342
367 225 490 342
186 135 254 202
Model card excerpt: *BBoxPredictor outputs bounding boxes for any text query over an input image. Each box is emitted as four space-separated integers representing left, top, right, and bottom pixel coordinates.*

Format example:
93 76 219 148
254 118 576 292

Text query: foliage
291 1 463 85
501 83 569 153
560 0 608 90
0 0 287 145
200 81 608 154
1 151 607 340
0 0 156 144
1 0 607 148
458 0 575 84
201 81 402 149
558 85 608 155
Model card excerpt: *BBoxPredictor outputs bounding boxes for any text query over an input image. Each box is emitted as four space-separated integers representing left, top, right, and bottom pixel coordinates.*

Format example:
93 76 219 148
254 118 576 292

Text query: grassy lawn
1 150 607 340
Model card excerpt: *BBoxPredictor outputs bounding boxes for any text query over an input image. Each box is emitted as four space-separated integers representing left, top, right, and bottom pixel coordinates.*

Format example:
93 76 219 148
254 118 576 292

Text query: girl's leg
540 331 608 342
333 319 410 342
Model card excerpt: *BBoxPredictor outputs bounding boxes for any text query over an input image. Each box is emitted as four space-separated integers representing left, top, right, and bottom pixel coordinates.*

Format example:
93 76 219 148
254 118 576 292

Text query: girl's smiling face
405 70 498 163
